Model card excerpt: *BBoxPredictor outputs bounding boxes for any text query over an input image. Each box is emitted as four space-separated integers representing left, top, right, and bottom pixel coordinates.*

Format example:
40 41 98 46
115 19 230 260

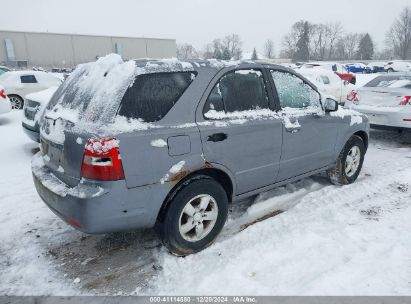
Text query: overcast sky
1 0 409 54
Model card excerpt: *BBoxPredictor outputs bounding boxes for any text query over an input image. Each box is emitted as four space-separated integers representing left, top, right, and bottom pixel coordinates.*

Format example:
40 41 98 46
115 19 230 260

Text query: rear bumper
32 153 170 234
349 106 411 129
22 122 40 143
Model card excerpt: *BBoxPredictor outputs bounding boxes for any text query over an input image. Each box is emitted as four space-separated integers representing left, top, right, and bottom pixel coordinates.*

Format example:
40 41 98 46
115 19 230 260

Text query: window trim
202 68 275 120
268 68 323 112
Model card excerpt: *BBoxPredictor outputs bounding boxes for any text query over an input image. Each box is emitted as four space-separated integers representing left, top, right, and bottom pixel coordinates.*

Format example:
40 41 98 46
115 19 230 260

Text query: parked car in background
32 55 369 256
0 85 12 115
298 68 356 103
22 86 58 142
384 61 411 73
367 62 386 73
0 66 11 76
0 71 62 109
302 62 356 84
346 63 372 74
346 75 411 131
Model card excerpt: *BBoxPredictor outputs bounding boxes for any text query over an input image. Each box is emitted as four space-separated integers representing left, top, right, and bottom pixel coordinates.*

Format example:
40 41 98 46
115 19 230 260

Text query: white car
22 86 58 142
298 68 356 103
346 75 411 130
0 85 12 115
384 61 411 73
0 71 62 110
301 61 356 84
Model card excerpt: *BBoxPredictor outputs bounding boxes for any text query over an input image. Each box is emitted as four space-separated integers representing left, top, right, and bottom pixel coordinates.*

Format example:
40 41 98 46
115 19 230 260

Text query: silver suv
32 55 369 255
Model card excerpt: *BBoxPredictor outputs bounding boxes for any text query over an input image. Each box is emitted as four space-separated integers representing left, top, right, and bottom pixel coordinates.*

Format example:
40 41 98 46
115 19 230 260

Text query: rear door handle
207 133 227 142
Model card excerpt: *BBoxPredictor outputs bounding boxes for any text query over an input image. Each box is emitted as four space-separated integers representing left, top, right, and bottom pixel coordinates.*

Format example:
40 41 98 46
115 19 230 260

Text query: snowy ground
1 108 411 296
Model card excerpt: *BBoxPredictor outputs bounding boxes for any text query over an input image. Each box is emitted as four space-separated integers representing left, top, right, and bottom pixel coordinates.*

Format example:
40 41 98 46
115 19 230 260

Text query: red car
302 62 356 85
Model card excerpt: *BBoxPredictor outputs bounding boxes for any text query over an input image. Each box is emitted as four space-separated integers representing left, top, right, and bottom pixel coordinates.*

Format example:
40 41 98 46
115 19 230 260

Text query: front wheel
327 135 365 185
156 176 228 256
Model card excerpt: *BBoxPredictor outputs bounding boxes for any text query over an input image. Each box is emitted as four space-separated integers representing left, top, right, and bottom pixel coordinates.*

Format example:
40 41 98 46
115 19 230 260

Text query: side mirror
324 98 338 112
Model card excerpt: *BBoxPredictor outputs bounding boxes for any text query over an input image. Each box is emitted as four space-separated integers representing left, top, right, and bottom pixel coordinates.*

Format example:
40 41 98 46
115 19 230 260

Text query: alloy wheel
345 146 361 177
178 194 219 242
9 96 23 110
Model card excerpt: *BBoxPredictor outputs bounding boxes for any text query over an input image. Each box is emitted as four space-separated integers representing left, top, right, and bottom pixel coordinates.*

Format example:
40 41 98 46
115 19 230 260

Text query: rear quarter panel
118 126 206 189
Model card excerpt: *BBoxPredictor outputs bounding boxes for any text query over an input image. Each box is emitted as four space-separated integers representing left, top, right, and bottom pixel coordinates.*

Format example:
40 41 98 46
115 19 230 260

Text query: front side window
204 69 269 117
118 72 196 122
20 75 37 83
271 70 321 109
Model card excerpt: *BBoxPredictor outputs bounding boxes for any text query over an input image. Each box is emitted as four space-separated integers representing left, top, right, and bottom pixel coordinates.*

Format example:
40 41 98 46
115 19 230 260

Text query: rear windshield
364 76 411 87
118 72 196 122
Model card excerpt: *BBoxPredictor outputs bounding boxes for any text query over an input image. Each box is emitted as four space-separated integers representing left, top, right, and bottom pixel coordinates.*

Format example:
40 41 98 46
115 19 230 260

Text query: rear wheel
9 95 24 110
387 68 394 73
157 176 228 256
327 135 365 185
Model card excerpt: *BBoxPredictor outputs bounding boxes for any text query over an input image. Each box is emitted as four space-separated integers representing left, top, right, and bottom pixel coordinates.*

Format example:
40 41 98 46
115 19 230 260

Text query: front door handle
285 127 301 133
207 133 227 142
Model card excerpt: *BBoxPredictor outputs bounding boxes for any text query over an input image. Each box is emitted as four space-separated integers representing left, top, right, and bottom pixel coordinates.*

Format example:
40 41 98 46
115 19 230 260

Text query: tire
387 68 394 73
327 135 365 186
8 95 24 110
156 176 228 256
350 77 356 85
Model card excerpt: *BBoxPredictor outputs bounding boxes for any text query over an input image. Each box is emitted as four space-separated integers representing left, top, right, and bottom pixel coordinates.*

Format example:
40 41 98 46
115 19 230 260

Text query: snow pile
160 161 186 184
146 153 411 295
39 55 199 143
205 108 276 120
46 54 137 124
32 152 104 198
150 139 168 148
330 108 364 126
84 138 119 155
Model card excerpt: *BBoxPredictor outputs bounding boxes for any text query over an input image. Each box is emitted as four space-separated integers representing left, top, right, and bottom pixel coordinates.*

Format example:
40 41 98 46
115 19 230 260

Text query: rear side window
118 72 195 122
204 69 269 116
20 75 37 83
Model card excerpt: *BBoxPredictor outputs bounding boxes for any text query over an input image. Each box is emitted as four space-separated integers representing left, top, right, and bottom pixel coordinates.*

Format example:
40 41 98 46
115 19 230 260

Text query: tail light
347 90 360 104
0 89 6 99
81 137 125 181
399 96 411 106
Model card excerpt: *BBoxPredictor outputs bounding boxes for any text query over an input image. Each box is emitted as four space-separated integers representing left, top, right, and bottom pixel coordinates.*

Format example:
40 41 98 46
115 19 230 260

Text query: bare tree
334 33 360 60
201 43 214 59
386 6 411 59
264 39 275 59
325 22 343 60
176 43 199 60
201 35 243 60
344 33 361 60
280 20 309 59
310 23 328 60
222 34 243 60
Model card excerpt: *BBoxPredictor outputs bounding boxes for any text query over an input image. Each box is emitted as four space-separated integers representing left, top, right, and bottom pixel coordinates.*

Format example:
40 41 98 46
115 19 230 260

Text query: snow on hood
25 86 58 105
